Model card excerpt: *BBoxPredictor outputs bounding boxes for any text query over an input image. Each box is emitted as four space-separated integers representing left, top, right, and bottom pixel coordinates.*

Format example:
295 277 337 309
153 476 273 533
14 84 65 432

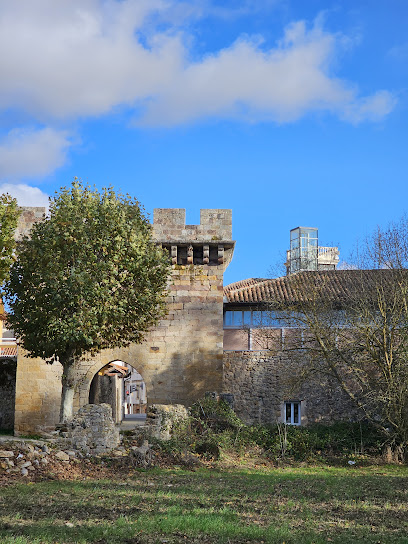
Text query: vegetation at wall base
152 397 392 465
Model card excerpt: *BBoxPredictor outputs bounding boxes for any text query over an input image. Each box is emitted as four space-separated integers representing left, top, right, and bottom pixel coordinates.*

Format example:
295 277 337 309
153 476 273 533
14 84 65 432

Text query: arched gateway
14 208 234 435
88 360 147 424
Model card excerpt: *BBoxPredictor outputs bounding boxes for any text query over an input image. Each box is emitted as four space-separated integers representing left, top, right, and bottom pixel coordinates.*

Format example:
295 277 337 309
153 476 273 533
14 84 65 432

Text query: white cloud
0 0 184 119
341 90 397 124
0 183 49 208
0 0 396 128
0 127 72 180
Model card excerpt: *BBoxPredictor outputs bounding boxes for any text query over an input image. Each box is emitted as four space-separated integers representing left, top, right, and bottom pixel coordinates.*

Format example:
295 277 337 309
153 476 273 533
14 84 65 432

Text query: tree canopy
0 193 20 289
5 181 170 420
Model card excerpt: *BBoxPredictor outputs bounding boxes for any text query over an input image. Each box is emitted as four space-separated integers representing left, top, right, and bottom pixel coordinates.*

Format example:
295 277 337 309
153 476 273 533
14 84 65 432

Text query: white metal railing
318 246 339 256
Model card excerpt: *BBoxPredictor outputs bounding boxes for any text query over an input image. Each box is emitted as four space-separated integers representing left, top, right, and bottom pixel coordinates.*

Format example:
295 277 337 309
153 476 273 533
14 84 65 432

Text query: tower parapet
153 208 234 269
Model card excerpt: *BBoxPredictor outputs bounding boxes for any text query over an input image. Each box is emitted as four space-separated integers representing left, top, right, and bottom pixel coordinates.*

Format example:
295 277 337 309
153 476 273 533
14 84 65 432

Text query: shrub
154 397 385 463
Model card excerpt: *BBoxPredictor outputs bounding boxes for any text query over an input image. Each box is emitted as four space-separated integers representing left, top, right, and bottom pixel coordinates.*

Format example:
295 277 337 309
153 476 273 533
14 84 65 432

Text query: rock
130 440 152 467
0 450 14 459
65 451 77 458
41 458 48 465
21 468 28 476
18 461 32 469
36 432 55 439
111 450 126 457
55 451 70 462
41 445 50 454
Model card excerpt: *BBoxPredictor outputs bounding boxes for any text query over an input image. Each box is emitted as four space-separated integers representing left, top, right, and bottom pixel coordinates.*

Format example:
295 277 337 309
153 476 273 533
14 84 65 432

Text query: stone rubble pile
0 442 80 477
0 402 197 479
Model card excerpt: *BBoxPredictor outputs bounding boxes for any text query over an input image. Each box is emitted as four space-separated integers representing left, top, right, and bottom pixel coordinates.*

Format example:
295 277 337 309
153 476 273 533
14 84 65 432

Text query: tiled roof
223 270 406 306
0 345 17 357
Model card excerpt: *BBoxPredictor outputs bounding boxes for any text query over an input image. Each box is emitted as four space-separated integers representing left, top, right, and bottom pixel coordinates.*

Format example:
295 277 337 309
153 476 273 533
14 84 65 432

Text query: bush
154 397 385 463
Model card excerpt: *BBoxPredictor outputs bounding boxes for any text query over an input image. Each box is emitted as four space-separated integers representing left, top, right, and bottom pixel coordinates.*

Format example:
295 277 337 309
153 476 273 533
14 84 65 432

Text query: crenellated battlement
153 208 232 242
153 209 234 268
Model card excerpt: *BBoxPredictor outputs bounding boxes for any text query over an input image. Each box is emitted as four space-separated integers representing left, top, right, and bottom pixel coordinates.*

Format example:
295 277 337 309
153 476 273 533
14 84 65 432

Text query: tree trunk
60 359 77 423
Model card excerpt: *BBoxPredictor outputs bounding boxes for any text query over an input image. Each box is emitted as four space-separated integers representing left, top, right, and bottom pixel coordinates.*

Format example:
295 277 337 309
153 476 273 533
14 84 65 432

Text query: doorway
88 360 147 423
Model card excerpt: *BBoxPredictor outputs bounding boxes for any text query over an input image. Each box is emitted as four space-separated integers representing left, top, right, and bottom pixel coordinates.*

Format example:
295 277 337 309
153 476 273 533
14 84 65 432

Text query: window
284 401 301 425
223 310 287 328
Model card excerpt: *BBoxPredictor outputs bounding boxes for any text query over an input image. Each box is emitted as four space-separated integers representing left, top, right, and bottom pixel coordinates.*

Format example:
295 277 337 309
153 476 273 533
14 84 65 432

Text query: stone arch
77 357 147 424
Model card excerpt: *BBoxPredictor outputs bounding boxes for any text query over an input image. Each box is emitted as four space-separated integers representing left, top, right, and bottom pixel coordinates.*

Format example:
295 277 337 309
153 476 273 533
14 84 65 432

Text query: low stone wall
223 350 361 426
0 359 17 430
147 404 189 441
65 403 120 455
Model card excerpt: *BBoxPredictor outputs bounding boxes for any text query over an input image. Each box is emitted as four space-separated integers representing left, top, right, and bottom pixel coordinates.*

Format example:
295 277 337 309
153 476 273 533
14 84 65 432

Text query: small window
284 401 301 425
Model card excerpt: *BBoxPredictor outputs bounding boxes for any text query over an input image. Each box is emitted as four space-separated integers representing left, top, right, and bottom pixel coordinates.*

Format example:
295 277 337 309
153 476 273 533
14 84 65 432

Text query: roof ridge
224 278 266 291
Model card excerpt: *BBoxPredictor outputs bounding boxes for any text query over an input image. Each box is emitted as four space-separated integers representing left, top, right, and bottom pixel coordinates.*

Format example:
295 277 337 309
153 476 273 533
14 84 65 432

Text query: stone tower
14 208 234 434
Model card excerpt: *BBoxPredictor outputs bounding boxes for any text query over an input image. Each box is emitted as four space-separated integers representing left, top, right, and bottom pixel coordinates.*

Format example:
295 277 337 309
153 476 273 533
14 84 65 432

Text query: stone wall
15 207 46 240
66 403 120 454
0 359 17 430
14 208 234 434
14 354 63 434
223 350 361 426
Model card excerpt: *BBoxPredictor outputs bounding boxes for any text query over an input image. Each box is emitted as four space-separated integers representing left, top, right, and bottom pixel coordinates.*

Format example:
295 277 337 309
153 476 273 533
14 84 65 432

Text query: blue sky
0 0 406 285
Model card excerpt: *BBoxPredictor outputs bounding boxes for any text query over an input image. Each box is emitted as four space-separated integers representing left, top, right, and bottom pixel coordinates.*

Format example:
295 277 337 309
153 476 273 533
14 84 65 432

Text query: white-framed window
284 401 301 425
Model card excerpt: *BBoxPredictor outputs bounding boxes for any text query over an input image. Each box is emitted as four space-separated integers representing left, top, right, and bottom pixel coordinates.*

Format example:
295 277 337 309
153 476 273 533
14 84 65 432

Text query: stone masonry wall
223 350 361 426
14 208 234 434
15 207 46 240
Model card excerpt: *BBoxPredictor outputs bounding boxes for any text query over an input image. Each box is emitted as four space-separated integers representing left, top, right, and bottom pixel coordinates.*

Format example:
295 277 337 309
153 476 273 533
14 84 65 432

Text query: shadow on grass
0 468 407 543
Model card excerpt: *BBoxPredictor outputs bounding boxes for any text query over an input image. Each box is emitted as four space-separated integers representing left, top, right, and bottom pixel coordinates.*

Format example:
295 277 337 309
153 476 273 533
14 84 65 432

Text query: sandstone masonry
223 350 361 426
14 209 234 434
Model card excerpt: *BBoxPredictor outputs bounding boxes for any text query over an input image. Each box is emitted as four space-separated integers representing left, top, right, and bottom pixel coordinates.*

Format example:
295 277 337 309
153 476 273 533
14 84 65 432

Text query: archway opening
88 360 147 424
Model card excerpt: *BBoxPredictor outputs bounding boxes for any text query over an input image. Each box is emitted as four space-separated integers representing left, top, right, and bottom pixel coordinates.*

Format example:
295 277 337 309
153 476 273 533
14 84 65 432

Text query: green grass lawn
1 465 407 544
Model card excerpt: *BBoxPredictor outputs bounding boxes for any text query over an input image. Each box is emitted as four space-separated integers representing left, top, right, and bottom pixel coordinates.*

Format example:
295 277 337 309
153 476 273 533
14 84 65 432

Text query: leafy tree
261 217 408 460
5 181 170 421
0 193 20 288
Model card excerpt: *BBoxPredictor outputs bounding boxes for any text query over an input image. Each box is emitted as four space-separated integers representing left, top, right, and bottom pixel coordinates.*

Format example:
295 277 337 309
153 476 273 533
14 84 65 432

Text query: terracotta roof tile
223 270 407 307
